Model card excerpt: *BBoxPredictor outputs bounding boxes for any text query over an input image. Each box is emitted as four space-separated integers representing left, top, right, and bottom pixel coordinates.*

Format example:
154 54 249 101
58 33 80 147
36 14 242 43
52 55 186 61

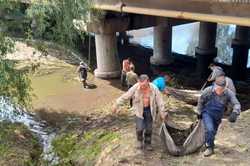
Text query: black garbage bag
160 119 205 156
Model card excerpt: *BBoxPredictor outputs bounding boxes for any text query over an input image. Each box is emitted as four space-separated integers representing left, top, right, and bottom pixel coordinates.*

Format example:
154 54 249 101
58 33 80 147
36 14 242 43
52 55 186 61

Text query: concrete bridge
16 0 250 80
84 0 250 81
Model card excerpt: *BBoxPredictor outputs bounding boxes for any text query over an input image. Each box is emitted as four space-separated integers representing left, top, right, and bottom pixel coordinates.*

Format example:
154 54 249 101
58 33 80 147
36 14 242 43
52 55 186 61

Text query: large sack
159 118 205 156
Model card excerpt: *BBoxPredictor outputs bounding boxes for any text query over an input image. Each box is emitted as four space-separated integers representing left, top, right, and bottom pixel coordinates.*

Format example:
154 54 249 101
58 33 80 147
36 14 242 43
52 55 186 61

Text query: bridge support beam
195 22 217 78
151 23 173 65
80 17 129 79
94 33 121 78
231 26 250 81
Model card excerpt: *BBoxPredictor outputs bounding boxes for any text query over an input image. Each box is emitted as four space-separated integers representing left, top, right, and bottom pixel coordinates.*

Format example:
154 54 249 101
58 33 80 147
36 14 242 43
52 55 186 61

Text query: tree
0 33 32 108
216 24 235 65
26 0 91 49
0 0 29 36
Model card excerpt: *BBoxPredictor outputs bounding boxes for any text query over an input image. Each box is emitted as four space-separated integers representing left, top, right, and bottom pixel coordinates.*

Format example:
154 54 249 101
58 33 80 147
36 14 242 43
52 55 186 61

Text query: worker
197 76 241 157
112 74 167 151
207 63 224 82
208 63 236 93
152 74 171 95
126 65 138 89
121 57 133 87
77 61 88 88
126 65 138 107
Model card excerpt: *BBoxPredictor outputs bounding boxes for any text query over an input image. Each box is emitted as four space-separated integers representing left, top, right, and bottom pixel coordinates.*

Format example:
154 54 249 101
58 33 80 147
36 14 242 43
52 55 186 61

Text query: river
128 22 250 67
0 97 59 164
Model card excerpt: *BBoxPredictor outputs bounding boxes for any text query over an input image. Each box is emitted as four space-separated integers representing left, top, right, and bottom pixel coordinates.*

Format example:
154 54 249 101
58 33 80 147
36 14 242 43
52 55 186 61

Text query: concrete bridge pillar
231 26 250 81
94 33 121 78
81 17 129 79
195 22 217 78
151 23 173 65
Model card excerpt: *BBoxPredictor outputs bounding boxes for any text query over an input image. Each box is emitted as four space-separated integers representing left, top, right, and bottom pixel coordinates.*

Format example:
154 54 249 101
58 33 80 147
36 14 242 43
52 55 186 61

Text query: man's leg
135 117 144 149
121 71 126 87
203 113 217 156
83 79 87 88
213 118 222 141
81 77 88 88
128 85 133 107
143 108 153 151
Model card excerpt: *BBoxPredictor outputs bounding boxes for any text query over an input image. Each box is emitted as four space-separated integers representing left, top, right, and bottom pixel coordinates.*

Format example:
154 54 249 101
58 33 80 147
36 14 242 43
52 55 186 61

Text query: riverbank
2 39 126 165
2 39 250 165
0 121 42 166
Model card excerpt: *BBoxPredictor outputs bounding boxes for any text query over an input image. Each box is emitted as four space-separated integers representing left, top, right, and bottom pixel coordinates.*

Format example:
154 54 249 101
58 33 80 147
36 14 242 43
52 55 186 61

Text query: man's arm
197 87 212 114
114 84 138 109
163 88 170 95
122 60 126 71
155 87 167 120
227 90 241 115
226 77 236 94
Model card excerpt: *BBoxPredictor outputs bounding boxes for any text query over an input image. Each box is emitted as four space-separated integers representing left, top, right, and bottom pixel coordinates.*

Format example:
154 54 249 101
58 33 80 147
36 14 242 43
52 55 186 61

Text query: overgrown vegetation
0 0 29 36
0 0 96 107
0 121 42 166
26 0 91 49
1 0 95 49
0 33 32 108
52 129 119 165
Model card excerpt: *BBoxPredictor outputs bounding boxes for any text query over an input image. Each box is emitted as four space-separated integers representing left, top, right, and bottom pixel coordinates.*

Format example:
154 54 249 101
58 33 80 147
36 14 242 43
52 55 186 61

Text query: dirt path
95 108 250 166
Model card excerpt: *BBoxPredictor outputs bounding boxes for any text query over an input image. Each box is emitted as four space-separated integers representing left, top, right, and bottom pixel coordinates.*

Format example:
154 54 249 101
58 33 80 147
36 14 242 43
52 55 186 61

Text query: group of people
197 63 240 156
77 58 241 157
121 57 138 89
121 58 171 93
113 61 241 157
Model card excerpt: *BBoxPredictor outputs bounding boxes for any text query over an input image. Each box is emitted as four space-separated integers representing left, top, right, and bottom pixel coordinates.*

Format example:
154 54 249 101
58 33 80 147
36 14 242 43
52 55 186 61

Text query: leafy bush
0 33 32 108
26 0 91 49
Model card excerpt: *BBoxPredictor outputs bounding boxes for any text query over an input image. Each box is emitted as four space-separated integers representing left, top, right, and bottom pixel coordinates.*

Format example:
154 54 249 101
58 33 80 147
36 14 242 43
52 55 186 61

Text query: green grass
52 129 119 166
0 121 42 166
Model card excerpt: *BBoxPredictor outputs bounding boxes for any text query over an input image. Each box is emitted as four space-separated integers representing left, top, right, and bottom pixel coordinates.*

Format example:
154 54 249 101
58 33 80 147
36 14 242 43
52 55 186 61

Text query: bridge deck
93 0 250 26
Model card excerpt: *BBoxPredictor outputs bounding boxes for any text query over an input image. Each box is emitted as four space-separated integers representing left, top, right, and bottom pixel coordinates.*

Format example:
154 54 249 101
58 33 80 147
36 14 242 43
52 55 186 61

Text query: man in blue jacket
152 75 170 94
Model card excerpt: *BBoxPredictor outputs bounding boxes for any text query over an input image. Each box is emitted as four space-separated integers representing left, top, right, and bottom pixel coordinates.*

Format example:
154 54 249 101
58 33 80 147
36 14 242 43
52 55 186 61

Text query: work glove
228 112 238 123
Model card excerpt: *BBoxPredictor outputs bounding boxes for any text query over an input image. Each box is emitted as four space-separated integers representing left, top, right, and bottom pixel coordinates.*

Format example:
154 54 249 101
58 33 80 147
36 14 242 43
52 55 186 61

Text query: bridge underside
87 0 250 81
93 0 250 27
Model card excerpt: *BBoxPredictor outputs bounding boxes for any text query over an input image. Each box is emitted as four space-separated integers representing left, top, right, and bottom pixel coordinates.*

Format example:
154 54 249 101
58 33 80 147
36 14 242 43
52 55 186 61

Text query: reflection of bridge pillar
94 33 120 78
231 26 250 81
151 24 173 65
195 22 217 78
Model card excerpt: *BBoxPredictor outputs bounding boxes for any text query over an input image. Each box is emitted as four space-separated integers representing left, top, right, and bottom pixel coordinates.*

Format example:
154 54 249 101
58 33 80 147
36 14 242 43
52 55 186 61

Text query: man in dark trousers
77 61 88 88
113 74 167 151
121 57 133 87
197 76 241 157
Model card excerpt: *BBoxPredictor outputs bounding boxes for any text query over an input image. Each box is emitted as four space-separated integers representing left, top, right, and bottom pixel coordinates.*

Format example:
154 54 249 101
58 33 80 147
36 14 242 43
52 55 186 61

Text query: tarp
160 119 205 156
